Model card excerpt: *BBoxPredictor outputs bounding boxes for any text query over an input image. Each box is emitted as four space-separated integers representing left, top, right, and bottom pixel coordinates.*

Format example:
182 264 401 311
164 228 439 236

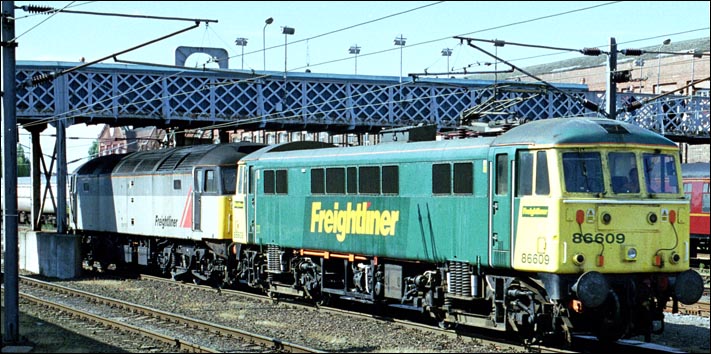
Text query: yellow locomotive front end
512 138 704 341
556 147 691 276
514 147 694 275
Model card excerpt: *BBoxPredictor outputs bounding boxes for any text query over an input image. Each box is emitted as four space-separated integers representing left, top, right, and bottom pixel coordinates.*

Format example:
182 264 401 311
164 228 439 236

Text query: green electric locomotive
230 117 703 343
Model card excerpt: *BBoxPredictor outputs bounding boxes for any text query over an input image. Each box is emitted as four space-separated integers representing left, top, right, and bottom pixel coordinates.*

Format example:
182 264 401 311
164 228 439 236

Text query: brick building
97 126 166 156
473 37 709 95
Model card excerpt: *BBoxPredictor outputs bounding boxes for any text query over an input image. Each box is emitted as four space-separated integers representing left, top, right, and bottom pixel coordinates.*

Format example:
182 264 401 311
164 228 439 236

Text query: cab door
489 149 514 268
192 168 204 231
233 164 249 244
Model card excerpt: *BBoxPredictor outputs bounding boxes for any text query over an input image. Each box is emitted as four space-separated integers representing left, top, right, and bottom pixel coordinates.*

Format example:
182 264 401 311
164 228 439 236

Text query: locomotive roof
491 117 678 148
243 135 496 166
74 142 266 176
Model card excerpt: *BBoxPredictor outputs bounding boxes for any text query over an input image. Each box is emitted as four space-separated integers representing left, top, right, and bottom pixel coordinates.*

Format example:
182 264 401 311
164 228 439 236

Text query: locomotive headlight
669 252 681 264
624 246 638 261
647 212 658 224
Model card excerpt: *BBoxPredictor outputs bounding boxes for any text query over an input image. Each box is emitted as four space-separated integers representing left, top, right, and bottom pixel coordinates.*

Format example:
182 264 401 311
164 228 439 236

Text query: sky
7 1 711 172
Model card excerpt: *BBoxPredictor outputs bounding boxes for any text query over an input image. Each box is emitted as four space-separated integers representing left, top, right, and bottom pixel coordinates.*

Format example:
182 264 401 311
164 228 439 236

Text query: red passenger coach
682 162 710 261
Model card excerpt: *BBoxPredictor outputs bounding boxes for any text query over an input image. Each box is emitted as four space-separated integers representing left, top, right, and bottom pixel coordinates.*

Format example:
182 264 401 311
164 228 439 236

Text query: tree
17 144 30 177
88 140 99 158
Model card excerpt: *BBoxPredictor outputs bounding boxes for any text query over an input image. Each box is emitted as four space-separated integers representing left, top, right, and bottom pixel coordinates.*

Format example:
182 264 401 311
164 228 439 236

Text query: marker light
669 210 676 224
576 210 584 225
654 254 663 267
669 252 681 264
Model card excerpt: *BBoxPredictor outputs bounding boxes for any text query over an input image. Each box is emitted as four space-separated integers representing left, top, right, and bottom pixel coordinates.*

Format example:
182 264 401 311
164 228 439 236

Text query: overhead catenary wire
12 1 708 150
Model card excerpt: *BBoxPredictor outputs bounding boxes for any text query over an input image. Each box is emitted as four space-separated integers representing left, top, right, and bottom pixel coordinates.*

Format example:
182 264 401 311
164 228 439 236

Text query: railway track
7 269 702 353
135 274 576 353
14 275 323 353
137 273 694 354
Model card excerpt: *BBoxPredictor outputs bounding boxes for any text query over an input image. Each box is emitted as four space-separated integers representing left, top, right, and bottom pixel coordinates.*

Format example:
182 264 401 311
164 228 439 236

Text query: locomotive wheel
595 292 624 342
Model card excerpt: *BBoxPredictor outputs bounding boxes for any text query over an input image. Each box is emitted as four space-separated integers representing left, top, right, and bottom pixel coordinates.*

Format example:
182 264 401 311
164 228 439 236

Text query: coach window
359 166 380 194
275 169 288 194
642 153 678 194
173 179 182 190
347 167 357 194
453 162 473 195
609 152 637 193
195 170 204 193
247 166 254 194
703 182 709 213
562 152 603 193
683 182 692 199
536 151 550 195
326 167 346 194
432 163 451 195
496 154 508 195
204 169 217 193
382 166 399 194
264 170 275 194
516 152 533 196
222 167 237 194
311 168 325 194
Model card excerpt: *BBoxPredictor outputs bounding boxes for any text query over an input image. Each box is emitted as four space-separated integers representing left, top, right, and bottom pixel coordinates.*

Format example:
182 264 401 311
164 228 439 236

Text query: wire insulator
30 72 56 86
620 49 643 56
626 100 644 112
582 99 600 112
23 5 55 13
581 48 602 56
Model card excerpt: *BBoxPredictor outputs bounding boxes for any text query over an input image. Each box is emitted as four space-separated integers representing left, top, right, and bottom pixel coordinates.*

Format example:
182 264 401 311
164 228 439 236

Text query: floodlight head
235 37 248 46
394 35 406 46
282 26 295 35
265 17 274 25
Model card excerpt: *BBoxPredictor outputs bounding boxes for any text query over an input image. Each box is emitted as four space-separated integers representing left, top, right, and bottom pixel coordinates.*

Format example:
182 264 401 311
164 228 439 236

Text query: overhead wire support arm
454 36 609 118
19 4 218 24
22 22 203 87
17 4 217 87
459 37 607 56
409 67 514 79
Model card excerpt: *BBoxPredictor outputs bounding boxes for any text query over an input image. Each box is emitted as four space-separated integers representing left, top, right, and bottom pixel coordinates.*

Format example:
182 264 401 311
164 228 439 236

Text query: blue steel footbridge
15 61 710 143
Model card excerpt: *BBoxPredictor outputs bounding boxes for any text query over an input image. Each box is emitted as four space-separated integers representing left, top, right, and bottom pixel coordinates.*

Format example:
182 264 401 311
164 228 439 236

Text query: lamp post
263 17 273 71
349 45 361 74
282 26 295 80
441 48 452 75
656 38 671 93
634 58 644 93
394 34 406 83
235 37 248 70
